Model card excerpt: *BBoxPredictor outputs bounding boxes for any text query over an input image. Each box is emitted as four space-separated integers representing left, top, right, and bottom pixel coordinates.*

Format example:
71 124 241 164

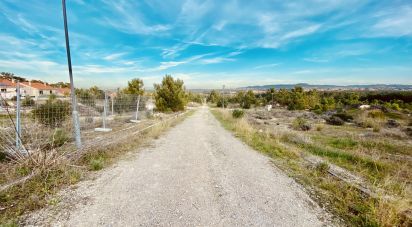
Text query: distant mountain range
241 83 412 91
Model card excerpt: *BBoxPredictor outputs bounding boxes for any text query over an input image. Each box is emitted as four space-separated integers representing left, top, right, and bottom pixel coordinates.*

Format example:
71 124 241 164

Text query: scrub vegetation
210 87 412 226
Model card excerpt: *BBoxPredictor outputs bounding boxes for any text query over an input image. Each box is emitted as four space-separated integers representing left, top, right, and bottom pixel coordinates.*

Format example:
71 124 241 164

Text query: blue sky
1 0 411 89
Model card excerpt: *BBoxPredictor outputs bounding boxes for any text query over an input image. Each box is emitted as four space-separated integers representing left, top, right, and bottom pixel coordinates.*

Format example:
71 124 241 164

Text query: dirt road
26 107 331 226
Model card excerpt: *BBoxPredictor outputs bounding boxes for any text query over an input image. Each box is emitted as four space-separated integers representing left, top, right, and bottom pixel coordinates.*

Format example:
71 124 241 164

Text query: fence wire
0 92 156 160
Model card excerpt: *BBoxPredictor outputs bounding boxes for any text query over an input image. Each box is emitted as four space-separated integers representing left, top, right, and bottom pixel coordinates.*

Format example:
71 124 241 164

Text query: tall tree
154 75 187 112
124 78 144 96
207 90 221 103
88 86 105 98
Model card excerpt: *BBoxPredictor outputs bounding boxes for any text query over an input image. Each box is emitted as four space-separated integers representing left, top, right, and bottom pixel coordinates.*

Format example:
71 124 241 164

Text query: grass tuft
328 137 358 149
89 157 104 171
315 162 329 174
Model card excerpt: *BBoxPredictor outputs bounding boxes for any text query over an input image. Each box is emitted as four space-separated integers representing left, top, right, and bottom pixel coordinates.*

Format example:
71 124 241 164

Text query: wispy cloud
282 24 321 40
156 61 186 71
368 5 412 37
303 43 375 63
200 57 235 64
303 57 329 63
254 63 281 69
103 52 127 61
99 0 171 35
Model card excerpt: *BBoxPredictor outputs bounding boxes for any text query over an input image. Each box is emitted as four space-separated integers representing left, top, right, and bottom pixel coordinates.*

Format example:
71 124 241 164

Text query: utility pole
62 0 82 149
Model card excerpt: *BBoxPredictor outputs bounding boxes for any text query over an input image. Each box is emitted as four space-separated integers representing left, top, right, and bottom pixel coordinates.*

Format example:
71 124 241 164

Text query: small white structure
146 100 155 116
266 104 272 111
359 104 371 110
146 101 155 112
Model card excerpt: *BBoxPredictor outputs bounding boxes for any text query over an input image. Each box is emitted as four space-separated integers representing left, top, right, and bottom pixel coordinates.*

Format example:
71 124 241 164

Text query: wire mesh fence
0 92 156 160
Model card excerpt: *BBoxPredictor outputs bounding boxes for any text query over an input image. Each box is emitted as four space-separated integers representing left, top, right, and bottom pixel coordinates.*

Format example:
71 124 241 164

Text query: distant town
241 83 412 91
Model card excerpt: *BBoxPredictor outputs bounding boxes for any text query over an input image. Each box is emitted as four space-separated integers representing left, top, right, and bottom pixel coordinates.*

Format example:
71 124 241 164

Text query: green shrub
326 116 345 125
312 108 323 115
0 151 7 162
368 110 385 119
22 96 35 106
292 117 311 131
187 92 203 103
216 98 225 108
241 91 256 109
232 109 245 118
333 112 353 122
89 157 104 171
49 128 70 148
315 162 329 174
32 100 70 127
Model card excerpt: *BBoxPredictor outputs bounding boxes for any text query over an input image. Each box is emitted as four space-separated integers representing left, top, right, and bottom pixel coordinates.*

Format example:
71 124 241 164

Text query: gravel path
25 107 332 226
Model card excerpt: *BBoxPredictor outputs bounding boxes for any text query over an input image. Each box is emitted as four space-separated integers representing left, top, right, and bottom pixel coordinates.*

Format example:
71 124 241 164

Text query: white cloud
254 63 281 69
200 57 234 64
281 24 321 40
103 52 127 61
157 61 186 70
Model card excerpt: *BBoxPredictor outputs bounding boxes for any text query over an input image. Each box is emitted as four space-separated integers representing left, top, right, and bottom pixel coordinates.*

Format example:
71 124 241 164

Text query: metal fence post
103 91 108 129
15 82 21 150
135 95 140 121
94 91 112 132
111 95 114 115
62 0 82 149
222 85 225 108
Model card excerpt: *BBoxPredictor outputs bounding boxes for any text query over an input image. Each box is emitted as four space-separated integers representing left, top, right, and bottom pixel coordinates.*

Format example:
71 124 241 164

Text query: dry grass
211 108 411 227
356 110 386 132
0 110 194 225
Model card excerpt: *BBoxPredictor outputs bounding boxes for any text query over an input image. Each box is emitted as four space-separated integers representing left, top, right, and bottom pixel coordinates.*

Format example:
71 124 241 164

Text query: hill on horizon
241 83 412 91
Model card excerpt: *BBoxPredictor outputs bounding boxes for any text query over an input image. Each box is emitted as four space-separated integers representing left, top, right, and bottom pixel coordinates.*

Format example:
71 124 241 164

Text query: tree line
207 86 412 112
